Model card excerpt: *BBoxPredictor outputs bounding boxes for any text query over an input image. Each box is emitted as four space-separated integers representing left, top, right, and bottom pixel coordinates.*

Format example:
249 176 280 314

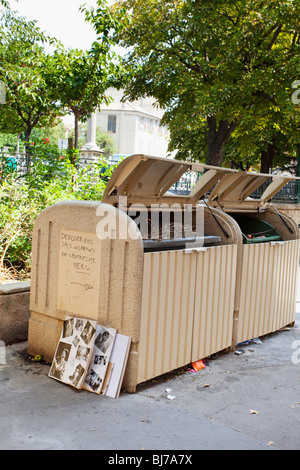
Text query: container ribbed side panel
238 243 277 344
272 240 300 332
137 244 237 383
237 240 300 344
191 245 237 361
138 250 197 383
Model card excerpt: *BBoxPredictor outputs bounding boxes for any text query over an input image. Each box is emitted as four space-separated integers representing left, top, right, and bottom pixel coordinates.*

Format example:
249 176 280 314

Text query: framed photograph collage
49 316 131 398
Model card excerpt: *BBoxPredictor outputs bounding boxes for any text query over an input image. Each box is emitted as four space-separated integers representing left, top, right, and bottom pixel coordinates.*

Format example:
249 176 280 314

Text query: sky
9 0 102 50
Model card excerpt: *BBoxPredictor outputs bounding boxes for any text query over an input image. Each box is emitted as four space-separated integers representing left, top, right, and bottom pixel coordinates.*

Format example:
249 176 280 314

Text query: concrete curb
0 281 31 344
0 281 31 295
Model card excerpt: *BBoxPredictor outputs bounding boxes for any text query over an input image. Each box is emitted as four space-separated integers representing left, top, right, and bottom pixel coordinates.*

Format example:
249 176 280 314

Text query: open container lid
102 154 298 210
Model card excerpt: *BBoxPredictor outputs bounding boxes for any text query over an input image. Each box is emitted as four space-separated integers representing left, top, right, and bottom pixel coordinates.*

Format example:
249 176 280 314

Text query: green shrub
0 175 40 275
0 139 117 281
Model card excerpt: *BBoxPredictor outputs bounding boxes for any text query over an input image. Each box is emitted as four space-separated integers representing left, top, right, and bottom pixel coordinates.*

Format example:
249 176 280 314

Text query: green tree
43 0 125 152
96 126 117 157
43 48 111 152
224 100 300 172
76 123 117 157
109 0 299 168
0 132 19 153
30 120 67 146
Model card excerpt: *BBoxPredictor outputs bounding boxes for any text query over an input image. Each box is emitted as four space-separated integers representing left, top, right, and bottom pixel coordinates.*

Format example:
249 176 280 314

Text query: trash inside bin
229 215 282 244
143 235 221 252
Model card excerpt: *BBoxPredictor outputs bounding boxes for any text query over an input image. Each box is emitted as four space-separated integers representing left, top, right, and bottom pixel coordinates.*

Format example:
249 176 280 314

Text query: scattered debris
165 387 176 400
234 349 245 355
252 337 262 344
250 409 259 415
33 355 42 362
238 337 262 346
267 441 274 447
191 360 206 372
166 394 176 400
203 383 210 388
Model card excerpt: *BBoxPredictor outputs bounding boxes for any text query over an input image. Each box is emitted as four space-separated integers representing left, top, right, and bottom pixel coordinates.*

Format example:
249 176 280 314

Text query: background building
96 88 172 159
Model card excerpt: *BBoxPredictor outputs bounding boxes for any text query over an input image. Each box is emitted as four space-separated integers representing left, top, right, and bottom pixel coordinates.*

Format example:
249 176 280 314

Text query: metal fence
2 153 300 204
169 169 300 204
0 152 30 176
250 180 300 203
0 151 119 175
169 170 201 195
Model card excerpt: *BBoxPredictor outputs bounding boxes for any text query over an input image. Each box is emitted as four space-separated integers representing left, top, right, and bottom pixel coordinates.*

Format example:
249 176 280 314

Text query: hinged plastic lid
206 172 296 209
102 154 298 208
102 154 190 205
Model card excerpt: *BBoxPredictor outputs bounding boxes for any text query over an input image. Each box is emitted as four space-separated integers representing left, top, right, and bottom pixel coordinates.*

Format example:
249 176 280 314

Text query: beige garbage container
205 170 300 346
28 155 241 392
28 155 300 392
102 155 244 386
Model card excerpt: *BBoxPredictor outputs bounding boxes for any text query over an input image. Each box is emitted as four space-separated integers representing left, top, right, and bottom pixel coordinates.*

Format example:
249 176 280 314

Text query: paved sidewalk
0 304 300 451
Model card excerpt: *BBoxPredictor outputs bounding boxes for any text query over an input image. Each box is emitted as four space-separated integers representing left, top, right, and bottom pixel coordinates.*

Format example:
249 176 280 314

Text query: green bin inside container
230 215 282 244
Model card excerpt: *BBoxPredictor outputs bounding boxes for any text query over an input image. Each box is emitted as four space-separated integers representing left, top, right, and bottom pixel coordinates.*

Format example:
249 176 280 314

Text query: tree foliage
0 0 125 160
43 48 113 150
0 141 117 280
111 0 299 168
0 9 63 155
0 0 12 8
43 0 125 150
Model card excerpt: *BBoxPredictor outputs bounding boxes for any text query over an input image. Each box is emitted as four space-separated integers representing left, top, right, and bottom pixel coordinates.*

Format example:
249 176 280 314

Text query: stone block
0 281 31 344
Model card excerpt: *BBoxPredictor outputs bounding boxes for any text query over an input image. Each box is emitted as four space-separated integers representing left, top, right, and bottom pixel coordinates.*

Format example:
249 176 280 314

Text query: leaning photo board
83 324 117 394
48 316 97 389
105 334 131 398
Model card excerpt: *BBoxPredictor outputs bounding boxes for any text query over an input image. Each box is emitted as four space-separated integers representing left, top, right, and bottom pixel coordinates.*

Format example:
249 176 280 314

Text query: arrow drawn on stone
71 282 94 291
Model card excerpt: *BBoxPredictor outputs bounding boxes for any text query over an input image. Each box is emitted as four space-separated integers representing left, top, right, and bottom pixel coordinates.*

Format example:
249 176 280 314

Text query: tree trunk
74 113 79 150
260 143 276 174
67 113 80 168
206 116 238 167
24 126 33 173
